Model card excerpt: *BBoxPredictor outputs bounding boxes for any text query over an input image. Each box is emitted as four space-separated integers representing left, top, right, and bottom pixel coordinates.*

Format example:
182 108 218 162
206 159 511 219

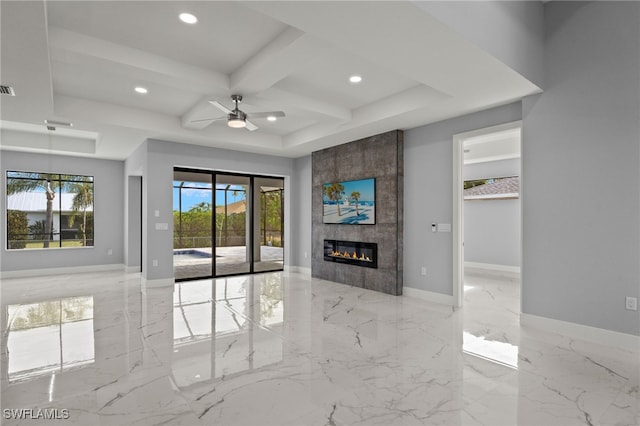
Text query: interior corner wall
403 102 522 296
312 130 403 295
415 0 544 88
126 175 142 271
124 141 147 274
291 155 312 269
463 158 521 267
522 1 640 335
0 150 125 272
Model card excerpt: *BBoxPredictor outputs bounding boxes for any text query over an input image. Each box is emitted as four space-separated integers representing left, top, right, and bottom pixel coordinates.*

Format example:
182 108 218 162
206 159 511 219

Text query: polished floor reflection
1 270 638 425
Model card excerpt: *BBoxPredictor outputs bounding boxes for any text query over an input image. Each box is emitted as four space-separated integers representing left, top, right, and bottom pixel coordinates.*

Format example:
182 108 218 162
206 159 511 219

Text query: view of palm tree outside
6 171 94 249
173 170 284 280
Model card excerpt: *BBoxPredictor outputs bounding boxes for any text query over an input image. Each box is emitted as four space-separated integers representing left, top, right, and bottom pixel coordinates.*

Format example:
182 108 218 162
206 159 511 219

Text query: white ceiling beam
282 85 448 149
349 85 451 126
243 1 540 98
48 27 229 93
230 27 302 92
230 28 336 95
258 87 351 122
53 95 284 155
181 97 225 130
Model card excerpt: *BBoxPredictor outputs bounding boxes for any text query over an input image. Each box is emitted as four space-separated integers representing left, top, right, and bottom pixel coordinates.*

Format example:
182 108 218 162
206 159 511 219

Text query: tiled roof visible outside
7 192 92 212
215 200 246 215
464 176 519 199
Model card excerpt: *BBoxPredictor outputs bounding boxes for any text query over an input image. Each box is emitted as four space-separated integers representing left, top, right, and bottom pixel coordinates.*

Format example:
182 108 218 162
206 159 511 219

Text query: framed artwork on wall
322 178 375 224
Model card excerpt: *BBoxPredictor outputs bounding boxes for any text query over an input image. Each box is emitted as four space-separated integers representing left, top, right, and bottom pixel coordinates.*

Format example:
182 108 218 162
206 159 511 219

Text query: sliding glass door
173 171 213 280
215 174 250 276
255 177 284 273
173 169 284 281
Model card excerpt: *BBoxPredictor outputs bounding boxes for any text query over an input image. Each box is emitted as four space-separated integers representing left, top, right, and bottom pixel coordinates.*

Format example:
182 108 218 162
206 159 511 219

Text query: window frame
5 170 95 251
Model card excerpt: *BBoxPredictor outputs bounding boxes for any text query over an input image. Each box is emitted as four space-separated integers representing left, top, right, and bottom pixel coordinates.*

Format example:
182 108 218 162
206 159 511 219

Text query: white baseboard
521 313 640 352
465 262 520 274
126 265 142 273
141 277 175 293
1 263 125 279
403 286 454 306
286 266 311 276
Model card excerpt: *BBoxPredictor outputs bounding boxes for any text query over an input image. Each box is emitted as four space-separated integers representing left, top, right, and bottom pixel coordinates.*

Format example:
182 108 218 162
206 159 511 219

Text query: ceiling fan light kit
227 116 247 128
201 94 285 131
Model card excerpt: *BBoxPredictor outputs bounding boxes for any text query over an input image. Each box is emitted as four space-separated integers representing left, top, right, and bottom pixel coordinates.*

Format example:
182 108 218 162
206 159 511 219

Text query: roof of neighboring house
7 192 93 213
215 200 246 215
464 176 520 199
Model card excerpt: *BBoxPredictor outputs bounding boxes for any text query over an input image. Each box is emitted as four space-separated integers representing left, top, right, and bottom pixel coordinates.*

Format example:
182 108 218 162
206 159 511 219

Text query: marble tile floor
0 269 637 425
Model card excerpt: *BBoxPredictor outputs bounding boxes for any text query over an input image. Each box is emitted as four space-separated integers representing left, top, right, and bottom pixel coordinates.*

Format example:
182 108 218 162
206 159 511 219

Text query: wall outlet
625 296 637 311
421 266 427 276
152 259 158 267
107 248 113 255
304 251 308 258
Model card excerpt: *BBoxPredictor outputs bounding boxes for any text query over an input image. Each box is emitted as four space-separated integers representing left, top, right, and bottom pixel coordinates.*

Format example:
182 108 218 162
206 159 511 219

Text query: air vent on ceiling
0 85 15 96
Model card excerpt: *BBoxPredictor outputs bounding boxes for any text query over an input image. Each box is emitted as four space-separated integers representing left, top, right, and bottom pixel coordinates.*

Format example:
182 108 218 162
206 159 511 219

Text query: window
6 171 94 249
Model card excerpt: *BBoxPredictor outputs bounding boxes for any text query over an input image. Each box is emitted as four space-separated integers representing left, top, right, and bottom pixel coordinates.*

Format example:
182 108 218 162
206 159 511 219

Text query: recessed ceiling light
179 12 198 24
349 75 363 84
134 86 148 94
267 116 277 122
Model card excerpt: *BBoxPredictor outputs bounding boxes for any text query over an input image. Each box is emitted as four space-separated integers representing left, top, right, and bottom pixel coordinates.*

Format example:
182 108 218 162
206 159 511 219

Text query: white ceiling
0 1 541 160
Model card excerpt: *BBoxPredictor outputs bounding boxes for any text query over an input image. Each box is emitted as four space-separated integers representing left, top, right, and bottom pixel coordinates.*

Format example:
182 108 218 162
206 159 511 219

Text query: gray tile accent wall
311 130 404 295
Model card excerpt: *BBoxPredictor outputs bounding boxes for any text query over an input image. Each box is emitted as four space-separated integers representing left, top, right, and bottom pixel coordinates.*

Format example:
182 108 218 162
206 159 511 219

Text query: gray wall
1 150 124 272
312 130 403 295
522 2 640 335
464 158 520 267
141 139 295 281
416 0 544 88
291 155 312 269
126 175 142 271
404 103 522 295
124 141 147 273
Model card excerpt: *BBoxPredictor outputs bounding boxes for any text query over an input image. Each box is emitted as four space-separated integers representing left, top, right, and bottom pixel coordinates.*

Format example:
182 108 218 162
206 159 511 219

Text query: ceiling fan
192 94 285 131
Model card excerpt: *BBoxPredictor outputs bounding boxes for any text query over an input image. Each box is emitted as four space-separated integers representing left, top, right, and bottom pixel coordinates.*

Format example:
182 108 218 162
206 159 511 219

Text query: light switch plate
437 223 452 233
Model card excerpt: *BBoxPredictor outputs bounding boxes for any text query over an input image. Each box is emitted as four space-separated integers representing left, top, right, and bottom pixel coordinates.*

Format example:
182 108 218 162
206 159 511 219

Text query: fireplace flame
329 249 373 262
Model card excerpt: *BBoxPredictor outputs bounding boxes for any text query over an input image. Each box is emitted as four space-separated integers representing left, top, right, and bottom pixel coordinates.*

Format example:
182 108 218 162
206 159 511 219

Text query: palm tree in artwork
326 182 345 216
351 191 361 216
322 185 327 215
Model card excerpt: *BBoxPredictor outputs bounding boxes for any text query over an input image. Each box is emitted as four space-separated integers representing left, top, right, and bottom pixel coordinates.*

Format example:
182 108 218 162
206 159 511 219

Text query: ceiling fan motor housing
229 110 247 121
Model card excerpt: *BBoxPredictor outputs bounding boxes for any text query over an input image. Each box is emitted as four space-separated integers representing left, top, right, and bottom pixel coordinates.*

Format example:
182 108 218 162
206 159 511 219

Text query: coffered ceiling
1 1 541 160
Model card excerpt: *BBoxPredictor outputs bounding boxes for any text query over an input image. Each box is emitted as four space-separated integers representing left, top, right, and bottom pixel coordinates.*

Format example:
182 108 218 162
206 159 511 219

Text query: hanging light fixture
227 104 247 128
227 113 246 128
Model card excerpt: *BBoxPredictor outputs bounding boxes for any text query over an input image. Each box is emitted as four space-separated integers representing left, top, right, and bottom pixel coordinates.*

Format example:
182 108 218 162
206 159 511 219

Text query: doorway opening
452 121 522 310
173 168 284 281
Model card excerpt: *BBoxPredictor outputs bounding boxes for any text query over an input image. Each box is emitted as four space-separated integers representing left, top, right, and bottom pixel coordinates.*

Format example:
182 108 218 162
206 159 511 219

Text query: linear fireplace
324 240 378 268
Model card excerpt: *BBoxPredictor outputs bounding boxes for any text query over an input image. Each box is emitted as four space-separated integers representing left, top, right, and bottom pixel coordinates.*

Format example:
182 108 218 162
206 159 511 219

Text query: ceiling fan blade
246 111 285 119
190 117 226 123
245 120 259 131
208 100 232 114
